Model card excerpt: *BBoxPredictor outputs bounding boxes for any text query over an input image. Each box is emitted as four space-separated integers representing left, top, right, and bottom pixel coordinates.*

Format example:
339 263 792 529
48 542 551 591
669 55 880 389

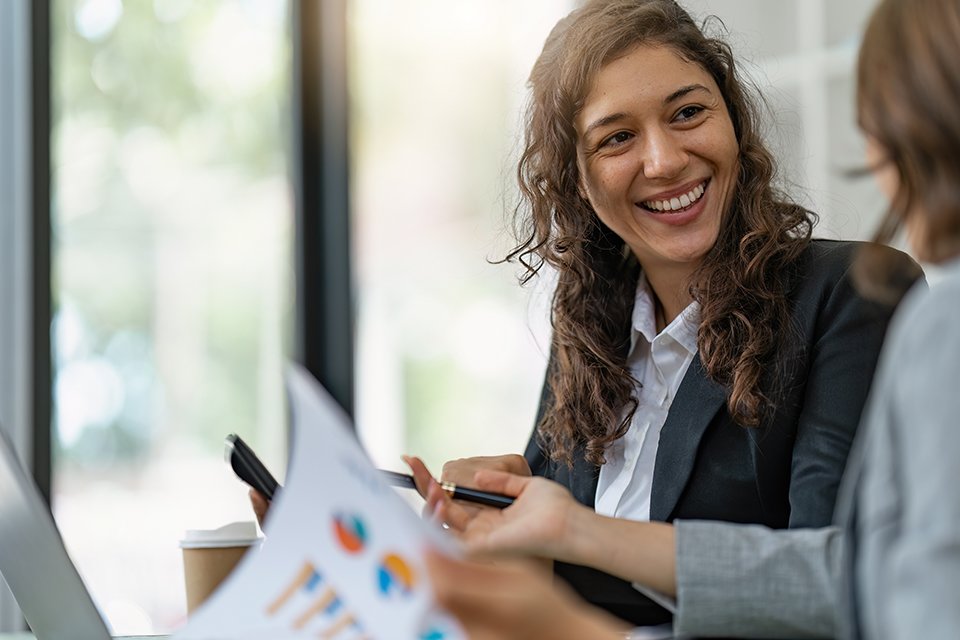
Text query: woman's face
574 44 739 275
864 135 899 202
864 134 928 256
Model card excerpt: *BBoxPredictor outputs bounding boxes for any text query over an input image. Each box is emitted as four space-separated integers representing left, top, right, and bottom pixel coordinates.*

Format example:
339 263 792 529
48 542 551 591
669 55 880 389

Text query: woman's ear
574 156 593 205
576 173 591 204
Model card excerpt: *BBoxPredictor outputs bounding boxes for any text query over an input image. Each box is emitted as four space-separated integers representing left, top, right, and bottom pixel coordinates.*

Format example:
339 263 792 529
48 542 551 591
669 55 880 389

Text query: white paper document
175 365 464 640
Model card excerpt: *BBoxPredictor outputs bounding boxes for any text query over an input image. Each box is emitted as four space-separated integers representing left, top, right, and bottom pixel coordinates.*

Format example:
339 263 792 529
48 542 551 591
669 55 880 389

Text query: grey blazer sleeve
673 520 843 639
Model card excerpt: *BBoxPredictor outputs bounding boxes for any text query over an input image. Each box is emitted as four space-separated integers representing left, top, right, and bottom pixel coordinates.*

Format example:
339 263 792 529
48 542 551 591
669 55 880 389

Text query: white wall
684 0 885 240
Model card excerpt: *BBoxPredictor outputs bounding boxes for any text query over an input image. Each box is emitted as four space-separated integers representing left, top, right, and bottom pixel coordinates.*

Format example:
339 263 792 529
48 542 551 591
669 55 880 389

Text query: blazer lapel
564 443 601 508
649 354 726 521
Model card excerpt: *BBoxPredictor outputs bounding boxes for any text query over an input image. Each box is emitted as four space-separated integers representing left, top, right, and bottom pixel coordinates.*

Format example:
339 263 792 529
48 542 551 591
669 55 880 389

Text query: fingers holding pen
471 469 533 497
440 454 530 486
401 459 578 561
401 454 435 498
401 454 446 523
425 474 475 531
402 454 476 531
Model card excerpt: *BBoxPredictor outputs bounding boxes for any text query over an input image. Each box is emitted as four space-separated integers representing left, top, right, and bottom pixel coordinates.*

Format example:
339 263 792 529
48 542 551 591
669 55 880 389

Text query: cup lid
180 521 261 549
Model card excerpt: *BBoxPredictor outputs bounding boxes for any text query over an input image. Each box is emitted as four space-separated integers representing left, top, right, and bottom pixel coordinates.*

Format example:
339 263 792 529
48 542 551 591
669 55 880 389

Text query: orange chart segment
332 513 368 554
377 553 416 598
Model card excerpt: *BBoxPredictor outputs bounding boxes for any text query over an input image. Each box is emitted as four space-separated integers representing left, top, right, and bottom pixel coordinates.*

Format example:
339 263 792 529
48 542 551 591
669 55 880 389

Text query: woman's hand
402 455 477 529
439 454 531 486
426 551 627 640
249 489 270 529
445 470 589 562
438 454 531 521
403 454 533 529
404 454 591 565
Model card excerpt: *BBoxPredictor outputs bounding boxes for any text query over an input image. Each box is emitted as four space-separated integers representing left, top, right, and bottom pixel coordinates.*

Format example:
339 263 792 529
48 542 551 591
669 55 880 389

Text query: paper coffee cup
180 521 261 614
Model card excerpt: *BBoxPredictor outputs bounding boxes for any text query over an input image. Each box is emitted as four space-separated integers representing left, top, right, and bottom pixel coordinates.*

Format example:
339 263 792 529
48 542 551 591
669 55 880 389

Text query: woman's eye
675 105 704 122
601 131 633 148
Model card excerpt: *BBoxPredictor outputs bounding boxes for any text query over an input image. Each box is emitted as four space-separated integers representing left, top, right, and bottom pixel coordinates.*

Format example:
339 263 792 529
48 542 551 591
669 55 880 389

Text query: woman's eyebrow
663 83 711 105
581 112 628 141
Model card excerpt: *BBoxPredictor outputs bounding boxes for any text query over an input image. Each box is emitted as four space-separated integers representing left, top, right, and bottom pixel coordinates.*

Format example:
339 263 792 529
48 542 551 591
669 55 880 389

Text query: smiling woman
574 45 739 307
432 0 922 626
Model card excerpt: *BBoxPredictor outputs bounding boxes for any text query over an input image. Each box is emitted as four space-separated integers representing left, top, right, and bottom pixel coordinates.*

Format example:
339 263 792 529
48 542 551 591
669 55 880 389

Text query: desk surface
0 635 167 639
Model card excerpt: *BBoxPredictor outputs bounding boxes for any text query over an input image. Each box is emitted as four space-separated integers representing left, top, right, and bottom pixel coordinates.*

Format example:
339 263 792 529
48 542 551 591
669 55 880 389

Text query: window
50 1 292 633
349 0 575 472
684 0 886 237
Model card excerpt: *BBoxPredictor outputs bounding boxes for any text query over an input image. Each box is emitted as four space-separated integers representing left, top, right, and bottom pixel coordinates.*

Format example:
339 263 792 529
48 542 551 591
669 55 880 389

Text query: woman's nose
641 130 688 180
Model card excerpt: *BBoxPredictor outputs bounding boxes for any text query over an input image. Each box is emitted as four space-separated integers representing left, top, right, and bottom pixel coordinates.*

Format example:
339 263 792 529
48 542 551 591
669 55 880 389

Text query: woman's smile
639 178 708 213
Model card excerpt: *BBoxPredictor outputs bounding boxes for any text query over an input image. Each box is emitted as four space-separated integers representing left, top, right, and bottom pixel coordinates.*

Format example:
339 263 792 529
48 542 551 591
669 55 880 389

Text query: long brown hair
509 0 815 466
857 0 960 266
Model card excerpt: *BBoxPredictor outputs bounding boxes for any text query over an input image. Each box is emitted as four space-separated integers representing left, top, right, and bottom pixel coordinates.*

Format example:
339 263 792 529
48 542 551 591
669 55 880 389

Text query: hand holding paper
174 365 464 640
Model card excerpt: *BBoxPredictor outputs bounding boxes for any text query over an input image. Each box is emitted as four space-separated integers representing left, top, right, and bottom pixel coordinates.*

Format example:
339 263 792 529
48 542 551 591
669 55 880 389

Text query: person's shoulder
793 239 859 280
889 264 960 347
875 267 960 408
795 239 921 296
800 238 912 270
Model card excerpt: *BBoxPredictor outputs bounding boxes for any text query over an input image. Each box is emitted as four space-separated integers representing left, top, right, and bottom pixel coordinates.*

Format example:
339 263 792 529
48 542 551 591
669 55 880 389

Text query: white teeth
643 182 706 212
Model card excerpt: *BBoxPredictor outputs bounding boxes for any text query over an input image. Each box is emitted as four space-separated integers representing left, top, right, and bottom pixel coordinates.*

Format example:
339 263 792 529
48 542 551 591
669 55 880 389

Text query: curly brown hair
509 0 816 466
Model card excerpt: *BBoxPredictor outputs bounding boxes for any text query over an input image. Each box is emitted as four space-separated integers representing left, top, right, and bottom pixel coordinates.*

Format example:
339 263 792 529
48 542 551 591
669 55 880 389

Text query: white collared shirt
594 274 700 521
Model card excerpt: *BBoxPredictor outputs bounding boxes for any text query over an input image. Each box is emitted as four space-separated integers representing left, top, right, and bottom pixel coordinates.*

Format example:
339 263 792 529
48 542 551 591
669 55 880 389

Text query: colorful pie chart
377 553 416 597
332 513 367 554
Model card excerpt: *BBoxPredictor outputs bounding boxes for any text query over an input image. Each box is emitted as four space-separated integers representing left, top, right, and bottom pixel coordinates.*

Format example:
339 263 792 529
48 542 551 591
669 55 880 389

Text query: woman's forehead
575 44 719 131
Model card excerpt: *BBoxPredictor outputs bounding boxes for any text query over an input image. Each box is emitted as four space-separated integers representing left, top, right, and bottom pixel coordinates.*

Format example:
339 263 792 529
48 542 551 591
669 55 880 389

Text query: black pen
379 469 515 509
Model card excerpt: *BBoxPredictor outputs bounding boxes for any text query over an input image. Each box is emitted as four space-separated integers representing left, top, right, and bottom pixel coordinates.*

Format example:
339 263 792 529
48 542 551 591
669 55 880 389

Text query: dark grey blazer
524 240 920 626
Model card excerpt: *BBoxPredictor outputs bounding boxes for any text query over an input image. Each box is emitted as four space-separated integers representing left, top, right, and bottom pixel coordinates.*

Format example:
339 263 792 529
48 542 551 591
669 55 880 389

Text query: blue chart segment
376 553 416 598
418 612 457 640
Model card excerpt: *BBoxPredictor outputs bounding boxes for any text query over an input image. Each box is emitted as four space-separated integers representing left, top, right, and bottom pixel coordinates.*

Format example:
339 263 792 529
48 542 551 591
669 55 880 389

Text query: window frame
0 0 354 630
293 0 354 418
0 0 51 631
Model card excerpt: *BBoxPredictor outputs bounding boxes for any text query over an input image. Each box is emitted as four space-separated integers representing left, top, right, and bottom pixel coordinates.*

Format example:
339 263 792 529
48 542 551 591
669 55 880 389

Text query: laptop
0 424 161 640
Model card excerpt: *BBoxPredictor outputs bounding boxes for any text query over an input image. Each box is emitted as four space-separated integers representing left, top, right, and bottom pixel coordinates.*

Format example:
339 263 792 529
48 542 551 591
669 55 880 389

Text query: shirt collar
629 272 700 354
